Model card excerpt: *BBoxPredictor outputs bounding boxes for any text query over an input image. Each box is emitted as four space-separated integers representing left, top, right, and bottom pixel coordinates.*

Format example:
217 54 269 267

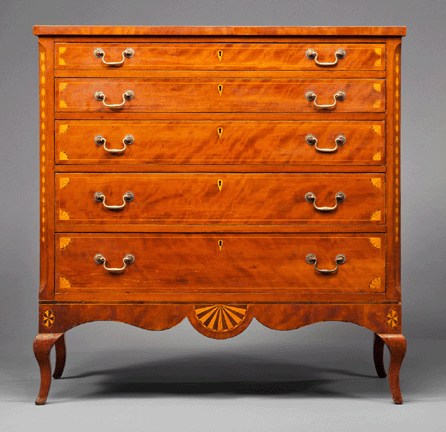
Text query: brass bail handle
305 191 345 212
305 134 346 153
94 253 135 273
305 90 346 109
94 134 134 154
306 48 346 67
94 191 134 210
306 253 346 274
94 90 135 108
94 47 134 66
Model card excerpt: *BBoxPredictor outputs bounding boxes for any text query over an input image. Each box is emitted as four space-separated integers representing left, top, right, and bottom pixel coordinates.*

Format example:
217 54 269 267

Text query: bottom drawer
56 234 385 295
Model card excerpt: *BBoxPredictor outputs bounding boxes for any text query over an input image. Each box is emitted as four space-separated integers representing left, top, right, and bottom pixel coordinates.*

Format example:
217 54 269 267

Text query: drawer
56 120 385 165
56 78 385 113
56 234 385 294
56 173 385 225
55 43 385 71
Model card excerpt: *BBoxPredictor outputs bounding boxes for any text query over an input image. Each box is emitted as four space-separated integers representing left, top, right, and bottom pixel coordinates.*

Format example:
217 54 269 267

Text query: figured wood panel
55 43 385 71
56 173 386 225
56 120 385 165
55 234 385 294
55 78 385 113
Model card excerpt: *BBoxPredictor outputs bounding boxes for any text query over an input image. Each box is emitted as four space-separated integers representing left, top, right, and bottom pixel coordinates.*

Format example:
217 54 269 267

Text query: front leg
378 334 407 404
33 333 64 405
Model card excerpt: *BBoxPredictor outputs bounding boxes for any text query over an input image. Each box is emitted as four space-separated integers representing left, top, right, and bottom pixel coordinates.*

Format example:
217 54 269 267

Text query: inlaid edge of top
33 25 406 37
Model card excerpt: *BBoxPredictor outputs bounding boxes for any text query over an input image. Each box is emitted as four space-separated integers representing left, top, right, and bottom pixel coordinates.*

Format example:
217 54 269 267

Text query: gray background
0 0 445 430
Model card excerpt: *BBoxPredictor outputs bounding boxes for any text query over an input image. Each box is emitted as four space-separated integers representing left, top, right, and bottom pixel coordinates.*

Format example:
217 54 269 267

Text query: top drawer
55 43 385 71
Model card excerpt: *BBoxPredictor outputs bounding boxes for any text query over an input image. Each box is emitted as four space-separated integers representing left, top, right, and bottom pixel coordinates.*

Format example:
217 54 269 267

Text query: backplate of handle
305 134 346 153
94 90 134 108
305 48 346 67
94 191 134 210
305 191 345 212
305 253 346 274
94 134 134 154
94 48 134 66
94 253 135 272
305 90 346 109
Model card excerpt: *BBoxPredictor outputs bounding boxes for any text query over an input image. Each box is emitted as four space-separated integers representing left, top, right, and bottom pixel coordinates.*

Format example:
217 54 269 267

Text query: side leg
53 334 67 379
373 333 387 378
33 333 64 405
378 334 407 404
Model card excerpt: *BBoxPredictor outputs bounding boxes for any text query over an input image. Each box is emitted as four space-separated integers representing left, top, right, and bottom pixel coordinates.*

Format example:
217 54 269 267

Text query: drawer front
56 173 385 225
56 120 385 165
56 234 385 294
55 43 385 71
56 78 385 113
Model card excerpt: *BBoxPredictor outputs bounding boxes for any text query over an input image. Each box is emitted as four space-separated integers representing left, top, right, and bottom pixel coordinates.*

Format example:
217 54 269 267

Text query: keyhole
218 84 223 96
218 179 223 191
218 127 223 139
218 239 223 251
218 50 223 62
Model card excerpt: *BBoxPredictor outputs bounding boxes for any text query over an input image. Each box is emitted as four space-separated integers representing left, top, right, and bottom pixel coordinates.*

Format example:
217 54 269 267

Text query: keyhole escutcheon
218 84 223 96
217 50 223 62
218 239 223 251
218 179 223 191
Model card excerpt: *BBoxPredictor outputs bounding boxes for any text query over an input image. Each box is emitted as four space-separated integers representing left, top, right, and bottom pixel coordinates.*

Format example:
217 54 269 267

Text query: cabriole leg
378 334 407 404
33 333 64 405
373 333 387 378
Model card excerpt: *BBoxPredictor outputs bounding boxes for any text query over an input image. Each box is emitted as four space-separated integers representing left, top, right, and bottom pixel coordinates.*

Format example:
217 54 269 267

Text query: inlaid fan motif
194 305 248 332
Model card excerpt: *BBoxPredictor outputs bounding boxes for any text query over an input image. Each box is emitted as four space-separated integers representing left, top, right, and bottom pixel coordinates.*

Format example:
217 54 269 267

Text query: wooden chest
33 25 406 404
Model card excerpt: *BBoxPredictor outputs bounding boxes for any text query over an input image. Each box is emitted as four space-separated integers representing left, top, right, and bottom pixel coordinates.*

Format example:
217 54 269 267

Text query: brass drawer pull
94 90 135 108
94 253 135 273
305 191 345 212
306 253 346 274
305 90 346 109
305 48 346 67
305 134 346 153
93 47 134 66
94 134 134 154
94 191 134 210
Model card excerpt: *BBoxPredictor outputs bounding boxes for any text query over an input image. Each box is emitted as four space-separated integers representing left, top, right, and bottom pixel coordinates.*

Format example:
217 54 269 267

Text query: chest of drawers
33 25 406 405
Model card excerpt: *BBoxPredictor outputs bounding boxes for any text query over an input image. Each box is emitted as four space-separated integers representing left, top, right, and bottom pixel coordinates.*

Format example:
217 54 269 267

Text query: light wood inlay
59 237 72 250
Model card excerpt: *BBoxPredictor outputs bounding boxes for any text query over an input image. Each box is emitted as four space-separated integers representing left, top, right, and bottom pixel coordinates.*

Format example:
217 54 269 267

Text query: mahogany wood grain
55 165 386 174
54 225 387 234
56 173 386 225
55 233 385 295
56 120 385 166
55 70 387 79
55 42 385 71
33 25 406 37
55 78 385 113
54 292 391 304
54 112 387 121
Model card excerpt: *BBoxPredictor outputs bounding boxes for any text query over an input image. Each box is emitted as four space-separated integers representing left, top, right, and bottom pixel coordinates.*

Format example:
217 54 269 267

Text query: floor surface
1 330 445 432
